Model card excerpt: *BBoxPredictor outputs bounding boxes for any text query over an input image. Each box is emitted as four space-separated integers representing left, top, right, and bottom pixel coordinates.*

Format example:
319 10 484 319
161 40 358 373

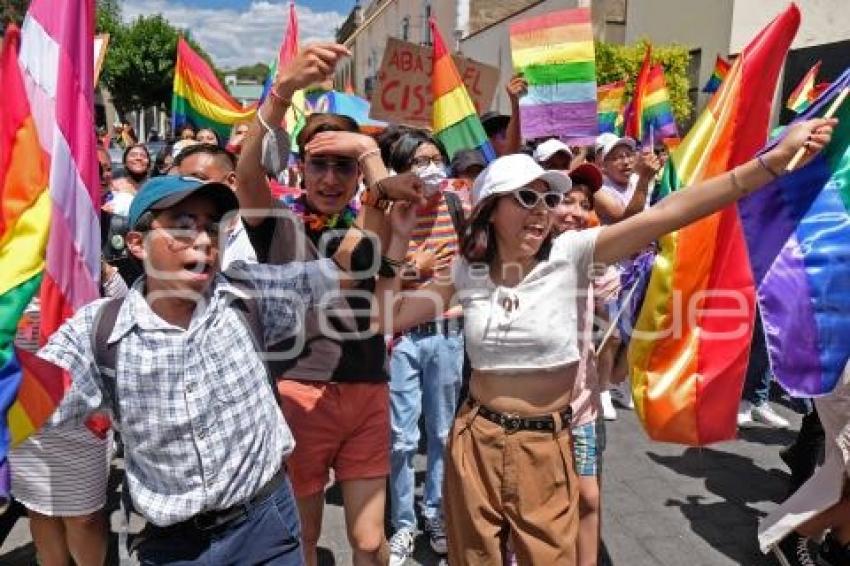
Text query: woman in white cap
382 117 835 565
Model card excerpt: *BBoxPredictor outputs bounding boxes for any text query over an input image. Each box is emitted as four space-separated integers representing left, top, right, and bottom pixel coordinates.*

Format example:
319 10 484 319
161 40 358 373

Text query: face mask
417 163 448 197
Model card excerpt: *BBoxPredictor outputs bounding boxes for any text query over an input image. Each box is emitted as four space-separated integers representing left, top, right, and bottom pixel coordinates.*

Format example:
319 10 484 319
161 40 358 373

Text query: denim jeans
389 329 463 531
743 309 771 406
136 475 302 565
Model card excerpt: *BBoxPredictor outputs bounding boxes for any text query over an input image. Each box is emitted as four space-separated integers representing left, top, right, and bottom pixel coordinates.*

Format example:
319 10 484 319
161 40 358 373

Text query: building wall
625 0 734 111
460 0 580 114
347 0 459 98
729 0 850 53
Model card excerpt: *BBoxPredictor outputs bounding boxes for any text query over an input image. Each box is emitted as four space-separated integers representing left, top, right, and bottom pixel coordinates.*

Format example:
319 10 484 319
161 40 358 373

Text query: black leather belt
149 468 287 535
474 401 572 434
406 317 463 336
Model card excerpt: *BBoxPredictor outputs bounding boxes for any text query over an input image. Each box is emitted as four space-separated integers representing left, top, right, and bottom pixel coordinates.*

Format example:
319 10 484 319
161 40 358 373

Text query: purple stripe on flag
759 235 823 396
519 100 598 139
0 460 8 500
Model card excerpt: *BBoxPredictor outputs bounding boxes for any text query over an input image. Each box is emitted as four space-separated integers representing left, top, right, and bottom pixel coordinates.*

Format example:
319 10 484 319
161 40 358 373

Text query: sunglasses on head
512 187 564 210
305 157 358 177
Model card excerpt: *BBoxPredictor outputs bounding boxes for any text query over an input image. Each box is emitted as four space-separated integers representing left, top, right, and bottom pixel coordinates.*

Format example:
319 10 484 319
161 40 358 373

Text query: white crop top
452 227 601 371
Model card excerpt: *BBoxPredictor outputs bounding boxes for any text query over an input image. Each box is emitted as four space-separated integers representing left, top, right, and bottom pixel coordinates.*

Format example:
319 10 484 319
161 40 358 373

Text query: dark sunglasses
305 157 358 177
512 187 564 210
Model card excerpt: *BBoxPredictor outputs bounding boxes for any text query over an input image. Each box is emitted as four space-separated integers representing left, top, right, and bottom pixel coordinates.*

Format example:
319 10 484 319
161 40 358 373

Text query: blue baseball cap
128 176 239 228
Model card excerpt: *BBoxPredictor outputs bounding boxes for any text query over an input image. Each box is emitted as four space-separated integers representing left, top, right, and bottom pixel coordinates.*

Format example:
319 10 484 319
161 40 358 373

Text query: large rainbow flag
628 5 800 445
509 8 597 141
172 37 257 143
598 80 626 134
1 0 103 494
429 18 494 162
739 73 850 397
702 55 731 94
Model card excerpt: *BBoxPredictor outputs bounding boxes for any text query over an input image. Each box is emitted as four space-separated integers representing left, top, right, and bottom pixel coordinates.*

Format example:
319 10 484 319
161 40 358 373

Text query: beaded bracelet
358 148 381 164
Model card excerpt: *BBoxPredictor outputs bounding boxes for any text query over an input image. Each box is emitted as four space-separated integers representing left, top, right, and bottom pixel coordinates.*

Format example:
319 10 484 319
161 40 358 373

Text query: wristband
729 168 745 195
358 147 381 164
757 154 780 179
268 88 291 107
359 185 391 211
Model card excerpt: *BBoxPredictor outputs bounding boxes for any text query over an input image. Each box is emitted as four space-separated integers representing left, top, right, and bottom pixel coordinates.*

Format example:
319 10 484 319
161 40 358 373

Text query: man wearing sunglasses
235 43 422 566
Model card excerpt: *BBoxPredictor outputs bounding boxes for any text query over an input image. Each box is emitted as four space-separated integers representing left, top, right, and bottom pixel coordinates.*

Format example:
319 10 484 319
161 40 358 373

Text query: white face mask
417 163 448 197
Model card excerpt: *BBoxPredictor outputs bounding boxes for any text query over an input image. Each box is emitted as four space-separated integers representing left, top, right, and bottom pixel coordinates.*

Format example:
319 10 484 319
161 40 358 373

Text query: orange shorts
278 380 390 498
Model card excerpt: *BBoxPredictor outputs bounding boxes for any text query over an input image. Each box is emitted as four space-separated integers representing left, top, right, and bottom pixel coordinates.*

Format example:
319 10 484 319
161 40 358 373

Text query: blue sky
122 0 358 68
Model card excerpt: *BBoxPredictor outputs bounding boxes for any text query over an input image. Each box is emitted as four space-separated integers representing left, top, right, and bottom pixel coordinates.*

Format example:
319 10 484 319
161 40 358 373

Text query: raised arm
504 75 526 155
593 150 660 223
594 118 836 266
236 44 350 224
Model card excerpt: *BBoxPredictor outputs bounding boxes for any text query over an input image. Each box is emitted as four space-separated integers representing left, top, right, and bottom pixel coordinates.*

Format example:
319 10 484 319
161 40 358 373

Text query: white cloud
121 0 346 68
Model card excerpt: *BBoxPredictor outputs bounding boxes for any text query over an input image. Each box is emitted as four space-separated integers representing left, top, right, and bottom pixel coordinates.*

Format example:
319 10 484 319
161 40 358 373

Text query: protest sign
509 8 598 141
370 37 499 128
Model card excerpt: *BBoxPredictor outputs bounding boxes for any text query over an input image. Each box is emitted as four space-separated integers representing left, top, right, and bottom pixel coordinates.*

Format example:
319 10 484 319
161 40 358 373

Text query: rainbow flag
702 55 731 93
598 81 626 134
172 37 257 143
786 61 822 113
625 45 651 142
628 5 800 445
626 47 677 143
739 73 850 397
2 0 102 493
429 18 494 162
509 8 597 142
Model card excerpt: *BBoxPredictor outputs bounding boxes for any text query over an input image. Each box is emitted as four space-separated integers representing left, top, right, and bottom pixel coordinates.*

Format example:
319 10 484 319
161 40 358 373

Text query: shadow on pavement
648 448 788 566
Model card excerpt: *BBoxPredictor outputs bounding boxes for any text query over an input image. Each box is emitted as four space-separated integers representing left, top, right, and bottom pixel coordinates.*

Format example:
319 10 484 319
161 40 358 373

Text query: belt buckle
502 414 522 434
192 504 248 532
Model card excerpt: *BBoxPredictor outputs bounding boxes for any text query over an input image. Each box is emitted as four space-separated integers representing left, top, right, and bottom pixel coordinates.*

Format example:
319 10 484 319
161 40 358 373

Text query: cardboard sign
370 37 499 128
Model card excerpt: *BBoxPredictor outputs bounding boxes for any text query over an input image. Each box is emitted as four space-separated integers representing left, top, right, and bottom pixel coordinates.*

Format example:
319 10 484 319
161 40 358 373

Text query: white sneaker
751 402 790 429
423 515 448 555
601 390 618 421
737 400 754 427
610 383 634 409
388 527 415 566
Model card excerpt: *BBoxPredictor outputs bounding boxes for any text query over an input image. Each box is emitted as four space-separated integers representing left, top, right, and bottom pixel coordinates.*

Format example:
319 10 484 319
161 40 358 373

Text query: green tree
230 62 270 83
596 39 692 128
1 0 28 26
99 13 220 117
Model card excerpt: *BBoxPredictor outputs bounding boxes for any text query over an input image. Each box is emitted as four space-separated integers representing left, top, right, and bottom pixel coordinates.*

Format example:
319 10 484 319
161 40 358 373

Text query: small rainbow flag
509 8 597 142
702 55 731 93
629 4 800 445
598 80 626 134
172 37 257 143
429 18 494 162
786 61 823 113
740 72 850 397
626 47 678 144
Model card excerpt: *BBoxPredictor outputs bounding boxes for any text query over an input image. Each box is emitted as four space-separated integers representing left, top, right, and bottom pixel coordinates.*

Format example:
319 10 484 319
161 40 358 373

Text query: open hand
304 131 377 160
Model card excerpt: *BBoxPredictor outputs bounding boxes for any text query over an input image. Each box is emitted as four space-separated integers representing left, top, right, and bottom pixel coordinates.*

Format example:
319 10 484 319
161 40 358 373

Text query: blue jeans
136 475 303 565
743 309 770 406
389 330 463 531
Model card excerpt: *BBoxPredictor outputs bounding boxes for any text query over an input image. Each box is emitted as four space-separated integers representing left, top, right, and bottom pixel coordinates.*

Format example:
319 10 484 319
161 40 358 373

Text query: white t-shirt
452 227 601 371
597 173 654 225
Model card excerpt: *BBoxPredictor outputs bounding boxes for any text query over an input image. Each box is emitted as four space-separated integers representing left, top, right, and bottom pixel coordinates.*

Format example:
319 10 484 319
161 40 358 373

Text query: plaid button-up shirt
40 260 338 526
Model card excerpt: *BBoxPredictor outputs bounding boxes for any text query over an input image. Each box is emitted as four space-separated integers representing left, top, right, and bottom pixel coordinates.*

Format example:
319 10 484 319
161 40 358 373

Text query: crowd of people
3 41 847 566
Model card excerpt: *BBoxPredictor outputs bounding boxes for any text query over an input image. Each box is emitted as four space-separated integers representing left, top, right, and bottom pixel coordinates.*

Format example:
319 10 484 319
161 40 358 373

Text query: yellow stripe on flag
512 40 594 69
0 189 50 296
432 87 478 133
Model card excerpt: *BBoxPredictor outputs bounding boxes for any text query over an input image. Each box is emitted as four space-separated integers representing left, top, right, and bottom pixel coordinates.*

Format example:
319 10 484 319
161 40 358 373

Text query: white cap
472 154 572 206
172 139 199 158
595 133 636 161
533 139 573 163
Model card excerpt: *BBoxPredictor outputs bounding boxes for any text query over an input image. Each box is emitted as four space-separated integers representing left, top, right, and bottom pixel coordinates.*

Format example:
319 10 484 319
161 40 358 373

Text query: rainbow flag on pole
786 61 823 113
509 8 597 141
626 47 678 144
740 72 850 397
625 45 652 142
429 18 494 162
628 4 800 445
598 80 626 134
172 37 257 142
702 55 731 93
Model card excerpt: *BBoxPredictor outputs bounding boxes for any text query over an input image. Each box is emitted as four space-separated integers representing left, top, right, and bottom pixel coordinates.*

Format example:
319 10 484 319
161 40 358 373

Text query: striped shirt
406 189 469 283
40 260 339 526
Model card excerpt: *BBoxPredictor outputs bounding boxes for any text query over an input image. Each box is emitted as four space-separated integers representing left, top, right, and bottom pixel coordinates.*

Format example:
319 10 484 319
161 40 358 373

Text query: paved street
0 404 800 565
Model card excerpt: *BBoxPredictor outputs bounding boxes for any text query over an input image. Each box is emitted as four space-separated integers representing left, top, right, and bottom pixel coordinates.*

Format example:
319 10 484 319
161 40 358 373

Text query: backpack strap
91 297 125 379
444 190 466 237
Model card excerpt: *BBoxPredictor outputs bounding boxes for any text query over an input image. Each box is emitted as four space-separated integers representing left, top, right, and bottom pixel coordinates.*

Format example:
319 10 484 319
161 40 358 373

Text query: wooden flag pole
785 86 849 172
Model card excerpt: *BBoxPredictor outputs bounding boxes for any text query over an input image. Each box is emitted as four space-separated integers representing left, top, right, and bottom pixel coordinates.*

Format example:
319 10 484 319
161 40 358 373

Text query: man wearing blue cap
35 172 420 564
